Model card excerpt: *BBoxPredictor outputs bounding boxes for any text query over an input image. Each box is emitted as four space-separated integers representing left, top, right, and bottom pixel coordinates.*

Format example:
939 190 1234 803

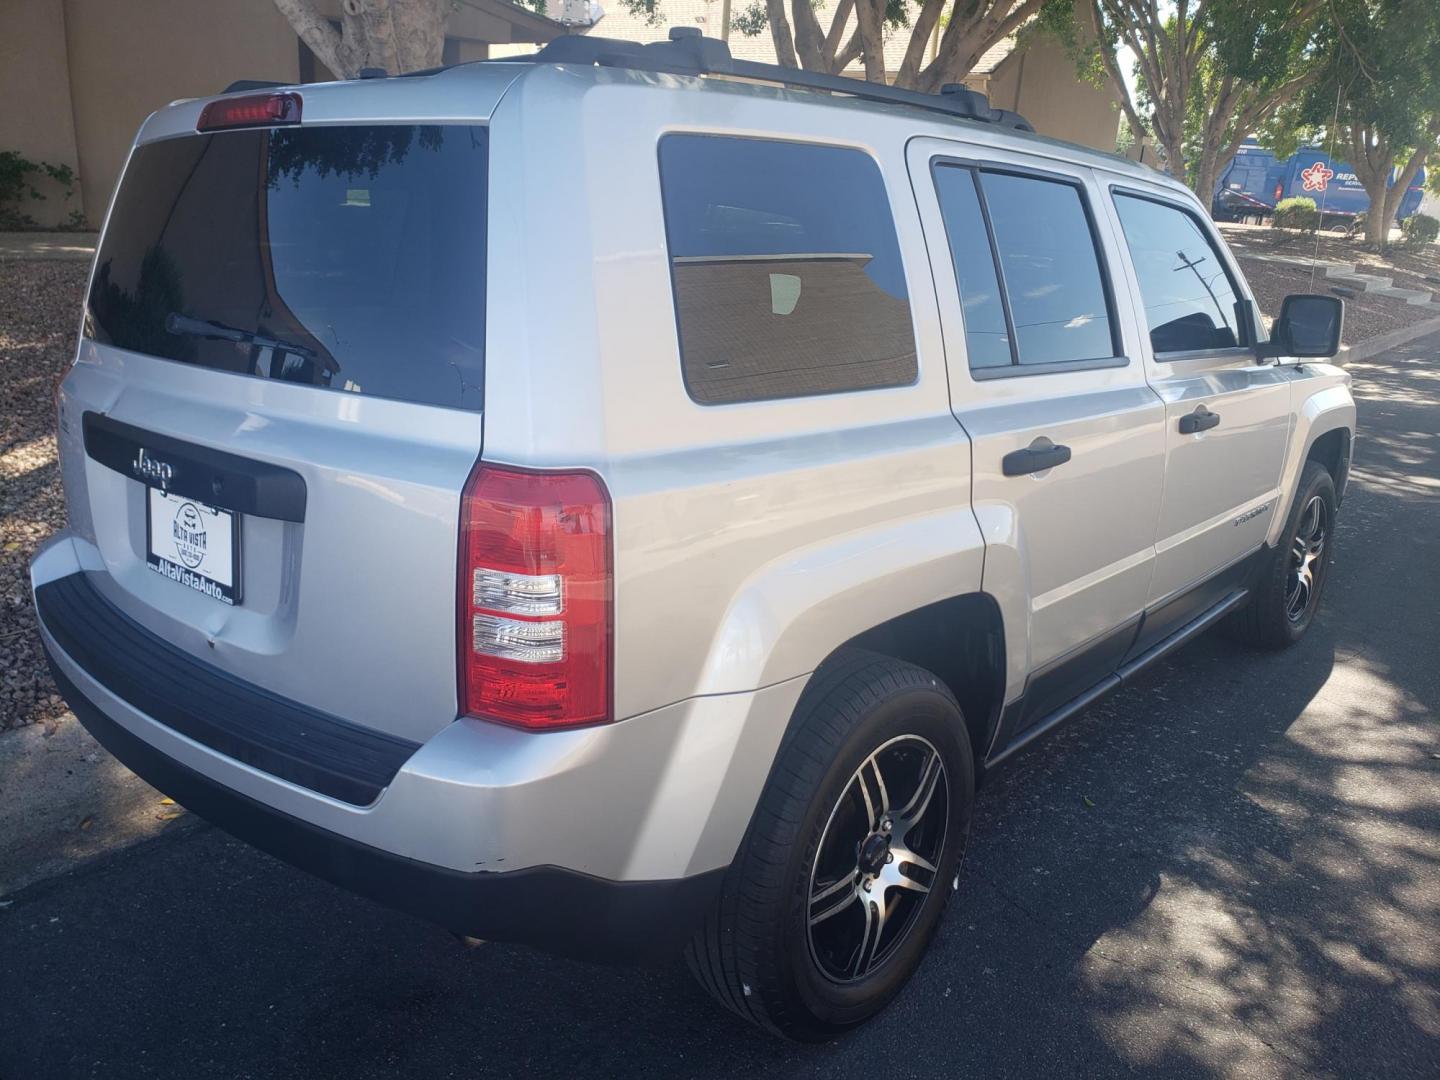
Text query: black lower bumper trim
44 652 725 964
35 572 418 806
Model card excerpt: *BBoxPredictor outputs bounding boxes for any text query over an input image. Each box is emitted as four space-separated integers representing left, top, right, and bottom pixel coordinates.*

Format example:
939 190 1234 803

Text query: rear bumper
44 652 721 961
31 533 806 961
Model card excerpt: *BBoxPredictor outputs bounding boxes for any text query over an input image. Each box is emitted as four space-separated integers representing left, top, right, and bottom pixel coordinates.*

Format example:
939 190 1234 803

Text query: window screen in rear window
86 125 487 411
658 135 916 405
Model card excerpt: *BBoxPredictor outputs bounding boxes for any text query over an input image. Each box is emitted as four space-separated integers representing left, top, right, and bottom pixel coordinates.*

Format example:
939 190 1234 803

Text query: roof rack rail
525 28 1034 132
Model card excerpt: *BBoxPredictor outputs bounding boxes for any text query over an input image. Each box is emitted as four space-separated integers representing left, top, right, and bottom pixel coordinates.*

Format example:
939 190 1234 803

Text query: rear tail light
197 92 302 132
459 464 612 730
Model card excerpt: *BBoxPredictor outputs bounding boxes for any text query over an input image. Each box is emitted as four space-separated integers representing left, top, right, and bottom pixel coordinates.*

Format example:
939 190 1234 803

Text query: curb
1340 315 1440 365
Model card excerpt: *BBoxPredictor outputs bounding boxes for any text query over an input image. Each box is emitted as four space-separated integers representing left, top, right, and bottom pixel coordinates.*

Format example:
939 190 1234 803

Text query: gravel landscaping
1 260 86 731
1235 255 1427 343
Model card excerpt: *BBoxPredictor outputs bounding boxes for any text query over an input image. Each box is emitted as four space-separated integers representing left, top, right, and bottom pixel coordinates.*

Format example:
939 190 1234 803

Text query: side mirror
1257 293 1343 360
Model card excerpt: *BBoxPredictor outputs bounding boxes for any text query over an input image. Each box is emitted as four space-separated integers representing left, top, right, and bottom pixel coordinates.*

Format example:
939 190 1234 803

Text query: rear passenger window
933 164 1118 372
980 172 1116 366
658 135 916 405
1113 193 1245 353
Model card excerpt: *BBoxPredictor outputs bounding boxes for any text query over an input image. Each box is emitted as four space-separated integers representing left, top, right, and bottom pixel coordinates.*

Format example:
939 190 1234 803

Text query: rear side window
1113 192 1245 354
933 164 1118 372
87 125 487 411
658 135 916 405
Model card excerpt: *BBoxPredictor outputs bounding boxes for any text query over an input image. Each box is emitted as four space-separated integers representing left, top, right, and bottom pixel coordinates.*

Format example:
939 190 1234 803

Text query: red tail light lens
459 464 612 730
197 92 302 132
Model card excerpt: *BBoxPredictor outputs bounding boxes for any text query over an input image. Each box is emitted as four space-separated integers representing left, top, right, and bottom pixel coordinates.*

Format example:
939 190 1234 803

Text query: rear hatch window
87 124 487 411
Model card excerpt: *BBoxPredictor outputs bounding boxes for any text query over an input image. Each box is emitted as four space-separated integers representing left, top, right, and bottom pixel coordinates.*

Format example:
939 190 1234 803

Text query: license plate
145 489 241 605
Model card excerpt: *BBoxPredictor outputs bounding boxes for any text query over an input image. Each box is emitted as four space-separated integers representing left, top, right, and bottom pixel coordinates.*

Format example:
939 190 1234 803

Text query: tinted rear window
87 125 487 411
658 135 916 405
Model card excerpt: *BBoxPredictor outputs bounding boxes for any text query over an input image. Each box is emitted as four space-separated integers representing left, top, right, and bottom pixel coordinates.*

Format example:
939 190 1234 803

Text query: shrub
0 150 81 230
1401 212 1439 247
1273 196 1320 234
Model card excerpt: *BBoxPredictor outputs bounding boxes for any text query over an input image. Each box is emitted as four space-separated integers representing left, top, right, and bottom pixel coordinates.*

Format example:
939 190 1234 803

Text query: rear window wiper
165 312 316 358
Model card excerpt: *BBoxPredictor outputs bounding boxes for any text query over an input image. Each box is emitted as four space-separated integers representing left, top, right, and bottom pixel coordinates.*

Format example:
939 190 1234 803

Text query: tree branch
825 0 856 61
896 0 947 89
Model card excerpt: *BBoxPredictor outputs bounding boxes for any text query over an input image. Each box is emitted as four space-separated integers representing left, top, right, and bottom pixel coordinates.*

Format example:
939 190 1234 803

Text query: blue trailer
1212 140 1426 227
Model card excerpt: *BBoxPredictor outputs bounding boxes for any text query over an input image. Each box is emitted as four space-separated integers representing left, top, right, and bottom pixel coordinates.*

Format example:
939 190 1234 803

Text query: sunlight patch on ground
1076 647 1440 1075
0 435 57 481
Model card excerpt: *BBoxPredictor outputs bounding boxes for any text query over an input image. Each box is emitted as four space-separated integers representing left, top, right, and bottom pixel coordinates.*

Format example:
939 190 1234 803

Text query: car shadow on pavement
2 343 1437 1080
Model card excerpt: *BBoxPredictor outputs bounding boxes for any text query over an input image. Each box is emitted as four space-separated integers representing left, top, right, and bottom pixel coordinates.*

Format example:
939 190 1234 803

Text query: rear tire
686 649 974 1040
1228 460 1336 649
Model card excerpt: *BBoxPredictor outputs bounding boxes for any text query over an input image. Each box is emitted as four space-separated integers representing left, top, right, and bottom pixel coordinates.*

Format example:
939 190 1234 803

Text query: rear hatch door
63 74 514 745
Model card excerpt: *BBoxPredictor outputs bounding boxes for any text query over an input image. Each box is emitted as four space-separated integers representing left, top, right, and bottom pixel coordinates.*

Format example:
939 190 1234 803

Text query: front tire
1229 460 1336 649
686 650 974 1040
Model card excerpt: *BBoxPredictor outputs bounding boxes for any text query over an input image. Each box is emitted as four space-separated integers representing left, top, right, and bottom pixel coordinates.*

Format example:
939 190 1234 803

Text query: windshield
86 124 488 411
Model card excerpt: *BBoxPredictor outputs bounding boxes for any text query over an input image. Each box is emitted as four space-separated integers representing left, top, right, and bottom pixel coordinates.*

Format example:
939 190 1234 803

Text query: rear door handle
1002 440 1072 477
1179 406 1221 435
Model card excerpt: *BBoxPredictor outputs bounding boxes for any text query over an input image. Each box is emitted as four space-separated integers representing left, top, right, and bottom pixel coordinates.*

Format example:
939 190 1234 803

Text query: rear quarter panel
481 68 985 719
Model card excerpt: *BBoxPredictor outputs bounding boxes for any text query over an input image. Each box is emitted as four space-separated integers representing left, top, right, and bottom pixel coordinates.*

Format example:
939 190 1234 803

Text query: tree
1087 0 1322 199
1299 0 1440 246
272 0 449 78
718 0 1074 91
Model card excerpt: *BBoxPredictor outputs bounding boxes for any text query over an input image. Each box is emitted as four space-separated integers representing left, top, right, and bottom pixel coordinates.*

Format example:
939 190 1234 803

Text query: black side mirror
1257 294 1344 360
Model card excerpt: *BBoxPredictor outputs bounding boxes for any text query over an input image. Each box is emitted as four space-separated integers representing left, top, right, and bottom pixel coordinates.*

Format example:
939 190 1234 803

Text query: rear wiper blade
165 312 315 357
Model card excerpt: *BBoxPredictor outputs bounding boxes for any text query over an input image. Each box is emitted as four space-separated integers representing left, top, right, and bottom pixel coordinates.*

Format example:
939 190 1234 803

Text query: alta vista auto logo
1300 161 1334 193
171 502 208 569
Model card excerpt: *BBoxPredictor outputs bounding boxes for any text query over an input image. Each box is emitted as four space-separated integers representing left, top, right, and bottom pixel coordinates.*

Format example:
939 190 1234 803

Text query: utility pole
720 0 732 41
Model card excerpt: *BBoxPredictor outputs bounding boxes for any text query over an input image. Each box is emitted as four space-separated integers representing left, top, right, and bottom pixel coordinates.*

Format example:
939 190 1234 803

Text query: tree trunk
851 0 889 82
1348 127 1397 248
1381 142 1436 242
790 0 829 71
274 0 356 77
273 0 446 78
764 0 800 68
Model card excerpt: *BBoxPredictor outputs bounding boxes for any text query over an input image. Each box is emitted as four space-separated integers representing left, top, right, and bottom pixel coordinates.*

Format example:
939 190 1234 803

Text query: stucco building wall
0 0 84 226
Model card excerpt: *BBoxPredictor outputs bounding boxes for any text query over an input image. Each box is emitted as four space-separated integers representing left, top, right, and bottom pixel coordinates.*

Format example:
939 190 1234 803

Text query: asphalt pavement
2 335 1438 1079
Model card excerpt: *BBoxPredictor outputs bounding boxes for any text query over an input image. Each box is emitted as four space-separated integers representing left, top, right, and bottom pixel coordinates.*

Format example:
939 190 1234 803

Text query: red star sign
1300 161 1334 193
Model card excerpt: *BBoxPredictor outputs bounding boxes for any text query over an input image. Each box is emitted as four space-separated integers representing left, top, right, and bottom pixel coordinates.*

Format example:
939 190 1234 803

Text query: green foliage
613 0 664 27
731 1 768 37
1254 100 1318 161
1274 196 1320 233
1299 0 1440 149
1401 212 1439 247
0 149 80 230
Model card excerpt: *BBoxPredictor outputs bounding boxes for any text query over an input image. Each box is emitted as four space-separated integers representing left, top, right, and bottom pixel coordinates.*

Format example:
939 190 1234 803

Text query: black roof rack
524 27 1034 132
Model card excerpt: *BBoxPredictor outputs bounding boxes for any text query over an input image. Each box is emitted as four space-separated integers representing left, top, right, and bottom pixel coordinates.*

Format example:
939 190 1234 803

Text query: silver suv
31 31 1354 1039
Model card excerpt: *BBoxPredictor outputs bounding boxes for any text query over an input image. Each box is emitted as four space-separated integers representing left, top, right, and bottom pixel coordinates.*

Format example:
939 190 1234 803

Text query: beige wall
63 0 301 227
987 30 1120 152
0 0 84 226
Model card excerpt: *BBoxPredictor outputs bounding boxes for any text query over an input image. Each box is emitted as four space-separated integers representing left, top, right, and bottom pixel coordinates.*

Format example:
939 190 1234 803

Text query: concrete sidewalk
0 232 98 262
